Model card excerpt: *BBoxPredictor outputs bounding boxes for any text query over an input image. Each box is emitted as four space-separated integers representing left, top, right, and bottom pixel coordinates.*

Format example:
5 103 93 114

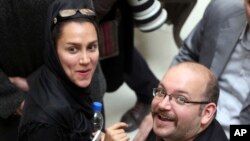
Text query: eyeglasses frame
152 88 211 105
53 8 95 25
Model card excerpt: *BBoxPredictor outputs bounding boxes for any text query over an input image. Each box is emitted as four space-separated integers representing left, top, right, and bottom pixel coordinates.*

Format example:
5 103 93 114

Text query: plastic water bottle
92 101 104 131
92 102 103 141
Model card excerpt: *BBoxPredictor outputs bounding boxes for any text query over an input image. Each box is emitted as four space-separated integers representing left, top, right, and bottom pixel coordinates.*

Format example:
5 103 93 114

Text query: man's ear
201 103 216 125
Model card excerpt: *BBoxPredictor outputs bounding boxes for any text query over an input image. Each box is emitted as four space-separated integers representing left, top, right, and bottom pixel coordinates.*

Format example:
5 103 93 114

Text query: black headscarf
19 0 100 140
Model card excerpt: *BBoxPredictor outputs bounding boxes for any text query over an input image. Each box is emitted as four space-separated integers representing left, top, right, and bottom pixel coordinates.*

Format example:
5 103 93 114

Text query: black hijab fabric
19 0 99 140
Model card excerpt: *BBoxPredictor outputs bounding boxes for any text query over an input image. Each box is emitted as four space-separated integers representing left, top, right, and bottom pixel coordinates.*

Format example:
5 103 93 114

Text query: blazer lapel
210 12 246 78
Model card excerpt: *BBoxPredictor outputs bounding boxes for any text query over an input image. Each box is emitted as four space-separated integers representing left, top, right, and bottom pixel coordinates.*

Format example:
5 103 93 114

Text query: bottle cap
93 101 102 112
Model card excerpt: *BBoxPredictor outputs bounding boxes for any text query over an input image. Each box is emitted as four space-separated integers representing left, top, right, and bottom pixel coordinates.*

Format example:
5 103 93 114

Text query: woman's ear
201 103 216 125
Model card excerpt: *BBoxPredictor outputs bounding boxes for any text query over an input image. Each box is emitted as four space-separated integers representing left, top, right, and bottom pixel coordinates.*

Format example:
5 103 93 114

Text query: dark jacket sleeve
0 68 26 118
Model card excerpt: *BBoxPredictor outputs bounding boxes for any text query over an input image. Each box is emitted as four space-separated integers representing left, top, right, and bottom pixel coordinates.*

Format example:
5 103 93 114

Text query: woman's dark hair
52 17 99 44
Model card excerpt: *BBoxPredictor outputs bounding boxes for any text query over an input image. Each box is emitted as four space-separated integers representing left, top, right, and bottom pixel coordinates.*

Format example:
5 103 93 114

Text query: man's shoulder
195 119 229 141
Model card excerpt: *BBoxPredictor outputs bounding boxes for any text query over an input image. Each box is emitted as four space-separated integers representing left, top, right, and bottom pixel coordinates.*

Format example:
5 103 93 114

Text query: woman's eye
67 47 78 53
88 44 98 52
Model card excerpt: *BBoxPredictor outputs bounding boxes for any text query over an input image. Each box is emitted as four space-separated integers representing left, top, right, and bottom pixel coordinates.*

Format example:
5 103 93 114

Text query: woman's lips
76 69 91 77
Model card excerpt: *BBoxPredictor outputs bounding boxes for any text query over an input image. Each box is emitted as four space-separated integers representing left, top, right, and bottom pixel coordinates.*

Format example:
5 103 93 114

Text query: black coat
98 0 134 92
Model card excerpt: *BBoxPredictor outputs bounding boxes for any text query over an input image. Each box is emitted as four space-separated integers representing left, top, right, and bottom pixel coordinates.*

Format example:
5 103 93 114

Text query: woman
18 0 129 140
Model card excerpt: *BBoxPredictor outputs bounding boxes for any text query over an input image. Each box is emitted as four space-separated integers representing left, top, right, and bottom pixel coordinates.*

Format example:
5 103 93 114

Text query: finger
107 132 130 141
118 134 130 141
108 122 128 130
100 132 105 141
106 128 126 136
16 108 23 116
9 77 14 83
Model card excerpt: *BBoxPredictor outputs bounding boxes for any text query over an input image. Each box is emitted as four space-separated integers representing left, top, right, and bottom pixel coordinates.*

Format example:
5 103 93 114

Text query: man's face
151 66 207 141
245 0 250 23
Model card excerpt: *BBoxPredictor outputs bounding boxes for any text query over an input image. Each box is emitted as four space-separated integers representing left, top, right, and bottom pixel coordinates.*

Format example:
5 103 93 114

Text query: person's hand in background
9 76 28 116
9 76 29 92
133 113 153 141
15 100 25 116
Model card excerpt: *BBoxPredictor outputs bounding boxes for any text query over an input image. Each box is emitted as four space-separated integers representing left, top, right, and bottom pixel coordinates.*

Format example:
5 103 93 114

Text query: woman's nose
79 51 90 64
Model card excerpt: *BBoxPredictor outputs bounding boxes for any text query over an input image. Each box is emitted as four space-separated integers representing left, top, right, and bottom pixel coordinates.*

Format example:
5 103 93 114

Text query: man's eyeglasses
152 88 210 105
54 8 95 24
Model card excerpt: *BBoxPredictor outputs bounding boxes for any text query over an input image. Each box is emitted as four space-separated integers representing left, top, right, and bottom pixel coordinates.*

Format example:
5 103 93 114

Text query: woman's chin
75 80 91 88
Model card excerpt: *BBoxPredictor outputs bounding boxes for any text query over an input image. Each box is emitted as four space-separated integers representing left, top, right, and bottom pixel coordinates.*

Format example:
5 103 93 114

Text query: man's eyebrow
158 83 189 94
158 83 165 89
173 90 189 94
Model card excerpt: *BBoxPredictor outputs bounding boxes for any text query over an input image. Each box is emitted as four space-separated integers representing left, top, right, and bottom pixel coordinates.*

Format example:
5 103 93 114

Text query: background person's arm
133 113 153 141
0 69 26 118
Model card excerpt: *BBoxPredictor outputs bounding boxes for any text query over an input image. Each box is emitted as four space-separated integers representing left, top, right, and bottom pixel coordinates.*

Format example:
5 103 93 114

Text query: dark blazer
171 0 250 124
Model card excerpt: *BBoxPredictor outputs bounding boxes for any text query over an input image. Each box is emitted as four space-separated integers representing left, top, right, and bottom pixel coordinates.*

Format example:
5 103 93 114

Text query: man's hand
133 113 153 141
9 76 29 92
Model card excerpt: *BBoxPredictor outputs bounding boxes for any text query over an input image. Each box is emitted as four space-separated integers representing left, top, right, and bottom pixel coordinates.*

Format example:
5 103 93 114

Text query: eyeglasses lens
59 9 77 17
79 9 95 16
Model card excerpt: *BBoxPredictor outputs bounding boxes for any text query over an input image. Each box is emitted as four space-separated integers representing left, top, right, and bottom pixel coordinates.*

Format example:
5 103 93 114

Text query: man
147 62 228 141
135 0 250 140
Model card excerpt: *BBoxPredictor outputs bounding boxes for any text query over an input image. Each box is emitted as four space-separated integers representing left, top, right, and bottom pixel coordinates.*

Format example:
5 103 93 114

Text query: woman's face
56 21 99 88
